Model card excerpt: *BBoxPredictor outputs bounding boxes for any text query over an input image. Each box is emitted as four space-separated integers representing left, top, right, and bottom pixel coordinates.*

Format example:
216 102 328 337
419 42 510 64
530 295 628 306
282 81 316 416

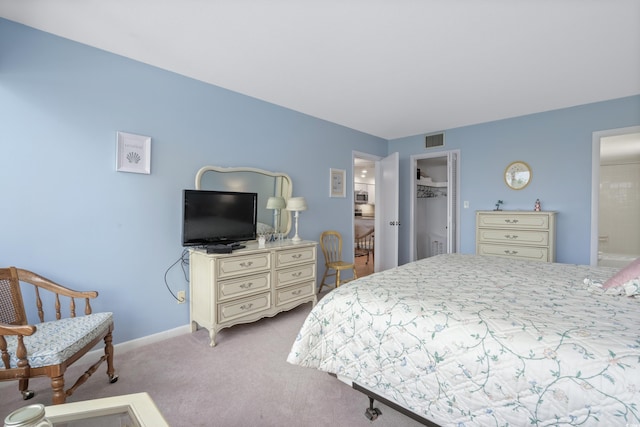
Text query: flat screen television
182 189 258 247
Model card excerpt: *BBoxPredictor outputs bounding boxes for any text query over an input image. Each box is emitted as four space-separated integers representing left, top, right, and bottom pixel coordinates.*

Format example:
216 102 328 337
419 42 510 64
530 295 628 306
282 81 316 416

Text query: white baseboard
85 324 192 362
0 324 191 390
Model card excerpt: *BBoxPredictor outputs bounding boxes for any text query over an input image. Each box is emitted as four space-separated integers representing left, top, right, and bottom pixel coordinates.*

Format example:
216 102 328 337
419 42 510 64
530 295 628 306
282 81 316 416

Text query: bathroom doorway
591 126 640 267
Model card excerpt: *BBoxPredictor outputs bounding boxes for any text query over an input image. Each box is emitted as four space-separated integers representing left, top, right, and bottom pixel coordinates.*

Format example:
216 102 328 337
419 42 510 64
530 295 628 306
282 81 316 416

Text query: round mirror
504 161 531 190
195 166 293 235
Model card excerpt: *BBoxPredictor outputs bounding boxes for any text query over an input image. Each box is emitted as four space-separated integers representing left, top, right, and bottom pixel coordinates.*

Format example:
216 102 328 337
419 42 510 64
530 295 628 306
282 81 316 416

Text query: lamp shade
286 197 308 212
266 196 286 210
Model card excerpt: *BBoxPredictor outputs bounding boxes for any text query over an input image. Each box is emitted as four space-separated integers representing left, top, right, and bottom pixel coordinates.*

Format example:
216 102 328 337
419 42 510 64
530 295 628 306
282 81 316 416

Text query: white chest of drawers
476 211 557 262
189 240 317 346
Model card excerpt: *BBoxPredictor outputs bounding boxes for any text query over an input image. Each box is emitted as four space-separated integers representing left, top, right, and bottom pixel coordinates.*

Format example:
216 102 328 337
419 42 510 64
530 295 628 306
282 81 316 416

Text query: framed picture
330 168 346 198
116 131 151 174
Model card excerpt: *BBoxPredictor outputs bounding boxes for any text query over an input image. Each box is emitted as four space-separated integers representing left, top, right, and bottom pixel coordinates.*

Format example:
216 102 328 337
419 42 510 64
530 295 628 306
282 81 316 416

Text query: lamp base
291 235 302 243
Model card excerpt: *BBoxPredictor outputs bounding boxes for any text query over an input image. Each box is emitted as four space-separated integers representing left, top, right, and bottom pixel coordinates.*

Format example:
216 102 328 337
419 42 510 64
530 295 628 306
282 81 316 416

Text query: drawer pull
240 303 254 311
239 282 253 289
292 289 302 296
504 234 519 239
291 254 303 259
239 261 254 268
504 250 519 255
291 272 303 278
504 219 519 224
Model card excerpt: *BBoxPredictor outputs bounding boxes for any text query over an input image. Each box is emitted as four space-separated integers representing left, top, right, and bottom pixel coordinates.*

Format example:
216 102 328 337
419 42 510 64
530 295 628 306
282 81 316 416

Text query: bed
287 254 640 426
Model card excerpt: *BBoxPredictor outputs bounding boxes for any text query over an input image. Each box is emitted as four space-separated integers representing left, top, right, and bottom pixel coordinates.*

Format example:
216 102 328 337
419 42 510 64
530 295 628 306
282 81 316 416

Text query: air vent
425 133 444 149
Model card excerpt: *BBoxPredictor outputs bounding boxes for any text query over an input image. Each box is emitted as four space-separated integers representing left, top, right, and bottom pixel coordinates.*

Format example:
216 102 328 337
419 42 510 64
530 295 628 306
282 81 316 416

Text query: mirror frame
195 166 293 235
504 161 532 190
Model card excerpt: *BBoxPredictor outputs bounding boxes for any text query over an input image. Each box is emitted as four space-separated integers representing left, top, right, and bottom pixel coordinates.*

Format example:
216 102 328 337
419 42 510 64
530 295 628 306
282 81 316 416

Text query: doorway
591 127 640 267
352 151 400 275
354 155 376 278
410 150 460 262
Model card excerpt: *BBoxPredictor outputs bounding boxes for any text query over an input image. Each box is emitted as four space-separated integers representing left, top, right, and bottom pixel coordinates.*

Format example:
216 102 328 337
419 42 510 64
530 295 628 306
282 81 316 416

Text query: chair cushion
2 312 113 369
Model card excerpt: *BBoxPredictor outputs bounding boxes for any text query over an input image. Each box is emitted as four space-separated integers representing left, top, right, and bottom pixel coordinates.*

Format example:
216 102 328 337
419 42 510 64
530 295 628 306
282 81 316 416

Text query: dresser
476 211 556 262
189 240 317 346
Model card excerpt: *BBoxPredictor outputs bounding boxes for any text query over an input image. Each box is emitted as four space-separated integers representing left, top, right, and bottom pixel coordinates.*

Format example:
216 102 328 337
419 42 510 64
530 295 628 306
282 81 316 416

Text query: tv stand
189 240 317 347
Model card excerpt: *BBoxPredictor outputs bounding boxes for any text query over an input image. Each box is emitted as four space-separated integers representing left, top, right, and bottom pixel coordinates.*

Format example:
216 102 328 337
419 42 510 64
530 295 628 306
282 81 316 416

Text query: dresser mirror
195 166 293 235
504 161 532 190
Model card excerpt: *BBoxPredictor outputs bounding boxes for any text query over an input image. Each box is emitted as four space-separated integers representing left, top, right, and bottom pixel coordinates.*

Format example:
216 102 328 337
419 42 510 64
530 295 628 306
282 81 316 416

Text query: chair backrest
0 267 27 326
355 228 374 249
320 230 344 264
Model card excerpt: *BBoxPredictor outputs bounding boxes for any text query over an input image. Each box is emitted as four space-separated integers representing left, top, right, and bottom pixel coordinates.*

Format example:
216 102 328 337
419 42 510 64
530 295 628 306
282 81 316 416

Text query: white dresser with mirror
187 166 316 347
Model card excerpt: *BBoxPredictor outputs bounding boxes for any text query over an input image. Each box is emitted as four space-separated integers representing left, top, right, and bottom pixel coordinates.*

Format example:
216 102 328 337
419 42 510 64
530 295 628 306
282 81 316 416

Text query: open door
376 152 400 271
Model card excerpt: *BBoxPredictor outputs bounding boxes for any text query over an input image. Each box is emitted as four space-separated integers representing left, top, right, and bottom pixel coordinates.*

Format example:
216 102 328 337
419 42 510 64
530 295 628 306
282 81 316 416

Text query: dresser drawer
477 229 549 246
477 213 550 229
217 292 271 323
477 243 549 262
275 246 316 268
275 263 316 288
217 272 271 301
216 252 271 279
275 281 316 306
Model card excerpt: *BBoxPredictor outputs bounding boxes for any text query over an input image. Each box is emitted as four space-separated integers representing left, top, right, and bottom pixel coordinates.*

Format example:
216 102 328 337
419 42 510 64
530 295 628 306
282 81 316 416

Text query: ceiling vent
425 133 445 149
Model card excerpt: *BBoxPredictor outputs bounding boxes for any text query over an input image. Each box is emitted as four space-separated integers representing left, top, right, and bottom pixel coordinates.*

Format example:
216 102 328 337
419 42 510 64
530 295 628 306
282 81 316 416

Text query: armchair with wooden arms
0 267 118 404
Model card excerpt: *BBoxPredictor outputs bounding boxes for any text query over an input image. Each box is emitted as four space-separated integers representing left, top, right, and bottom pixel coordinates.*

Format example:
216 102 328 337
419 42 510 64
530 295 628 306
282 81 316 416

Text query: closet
415 157 448 259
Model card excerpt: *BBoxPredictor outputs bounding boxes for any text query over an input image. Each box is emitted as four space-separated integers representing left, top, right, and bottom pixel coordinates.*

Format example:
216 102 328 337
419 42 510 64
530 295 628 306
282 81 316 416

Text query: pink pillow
603 257 640 289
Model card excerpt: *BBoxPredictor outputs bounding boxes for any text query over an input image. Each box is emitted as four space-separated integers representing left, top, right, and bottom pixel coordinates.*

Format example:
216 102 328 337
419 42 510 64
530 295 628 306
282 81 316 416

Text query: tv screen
182 190 258 246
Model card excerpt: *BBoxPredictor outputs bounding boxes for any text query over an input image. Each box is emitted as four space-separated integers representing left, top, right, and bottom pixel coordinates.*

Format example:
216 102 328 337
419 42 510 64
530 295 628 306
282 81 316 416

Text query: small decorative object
286 197 308 242
116 131 151 174
329 168 346 198
494 200 504 211
534 199 541 211
258 235 266 248
504 161 531 190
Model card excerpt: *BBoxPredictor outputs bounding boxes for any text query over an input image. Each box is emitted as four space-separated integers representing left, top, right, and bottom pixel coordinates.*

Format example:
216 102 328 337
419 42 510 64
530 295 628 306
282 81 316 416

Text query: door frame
590 125 640 265
409 150 460 262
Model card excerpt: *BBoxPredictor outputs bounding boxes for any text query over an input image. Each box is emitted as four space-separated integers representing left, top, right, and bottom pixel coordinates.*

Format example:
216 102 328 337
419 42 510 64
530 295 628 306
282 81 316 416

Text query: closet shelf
417 177 447 187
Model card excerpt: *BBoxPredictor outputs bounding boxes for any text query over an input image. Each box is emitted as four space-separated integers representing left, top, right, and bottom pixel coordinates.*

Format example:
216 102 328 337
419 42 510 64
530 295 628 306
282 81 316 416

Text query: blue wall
0 19 387 344
389 95 640 265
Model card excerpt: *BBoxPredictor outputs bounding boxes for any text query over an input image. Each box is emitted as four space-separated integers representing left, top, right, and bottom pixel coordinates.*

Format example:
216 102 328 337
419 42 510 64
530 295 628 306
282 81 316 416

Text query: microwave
355 191 368 204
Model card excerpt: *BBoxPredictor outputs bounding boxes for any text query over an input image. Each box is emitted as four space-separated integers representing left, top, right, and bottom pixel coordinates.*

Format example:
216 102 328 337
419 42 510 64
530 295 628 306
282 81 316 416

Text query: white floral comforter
287 254 640 426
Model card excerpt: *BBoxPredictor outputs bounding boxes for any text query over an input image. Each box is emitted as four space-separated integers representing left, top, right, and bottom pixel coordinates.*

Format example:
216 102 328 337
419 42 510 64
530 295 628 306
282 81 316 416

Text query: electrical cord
164 249 189 302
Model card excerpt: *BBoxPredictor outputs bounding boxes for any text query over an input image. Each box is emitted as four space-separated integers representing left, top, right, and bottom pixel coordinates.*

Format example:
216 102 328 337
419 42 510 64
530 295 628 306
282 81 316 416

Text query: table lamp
266 196 286 235
286 197 307 242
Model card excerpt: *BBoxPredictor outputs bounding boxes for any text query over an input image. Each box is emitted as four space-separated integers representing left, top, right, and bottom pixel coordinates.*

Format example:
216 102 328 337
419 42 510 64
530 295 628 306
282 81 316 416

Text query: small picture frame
330 168 346 198
116 131 151 174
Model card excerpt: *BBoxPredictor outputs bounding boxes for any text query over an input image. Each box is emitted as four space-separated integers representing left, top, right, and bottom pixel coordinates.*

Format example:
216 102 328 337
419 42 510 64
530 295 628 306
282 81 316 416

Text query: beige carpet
1 297 425 427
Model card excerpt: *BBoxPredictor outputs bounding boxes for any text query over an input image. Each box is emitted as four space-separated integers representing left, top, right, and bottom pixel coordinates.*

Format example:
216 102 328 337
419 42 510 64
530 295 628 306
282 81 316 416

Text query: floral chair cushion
2 312 113 369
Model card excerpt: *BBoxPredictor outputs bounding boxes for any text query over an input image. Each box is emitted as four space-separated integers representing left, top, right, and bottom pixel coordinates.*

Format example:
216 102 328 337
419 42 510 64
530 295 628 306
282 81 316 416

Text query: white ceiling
2 0 639 139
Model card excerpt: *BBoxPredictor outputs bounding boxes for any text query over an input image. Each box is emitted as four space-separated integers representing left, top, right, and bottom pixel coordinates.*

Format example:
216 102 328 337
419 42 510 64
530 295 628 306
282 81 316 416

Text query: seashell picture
116 131 151 174
126 151 142 164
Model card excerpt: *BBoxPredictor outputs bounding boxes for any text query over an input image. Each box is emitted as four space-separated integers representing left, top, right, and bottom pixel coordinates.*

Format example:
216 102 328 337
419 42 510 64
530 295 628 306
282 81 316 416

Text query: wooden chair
355 228 374 265
319 231 357 292
0 267 118 404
